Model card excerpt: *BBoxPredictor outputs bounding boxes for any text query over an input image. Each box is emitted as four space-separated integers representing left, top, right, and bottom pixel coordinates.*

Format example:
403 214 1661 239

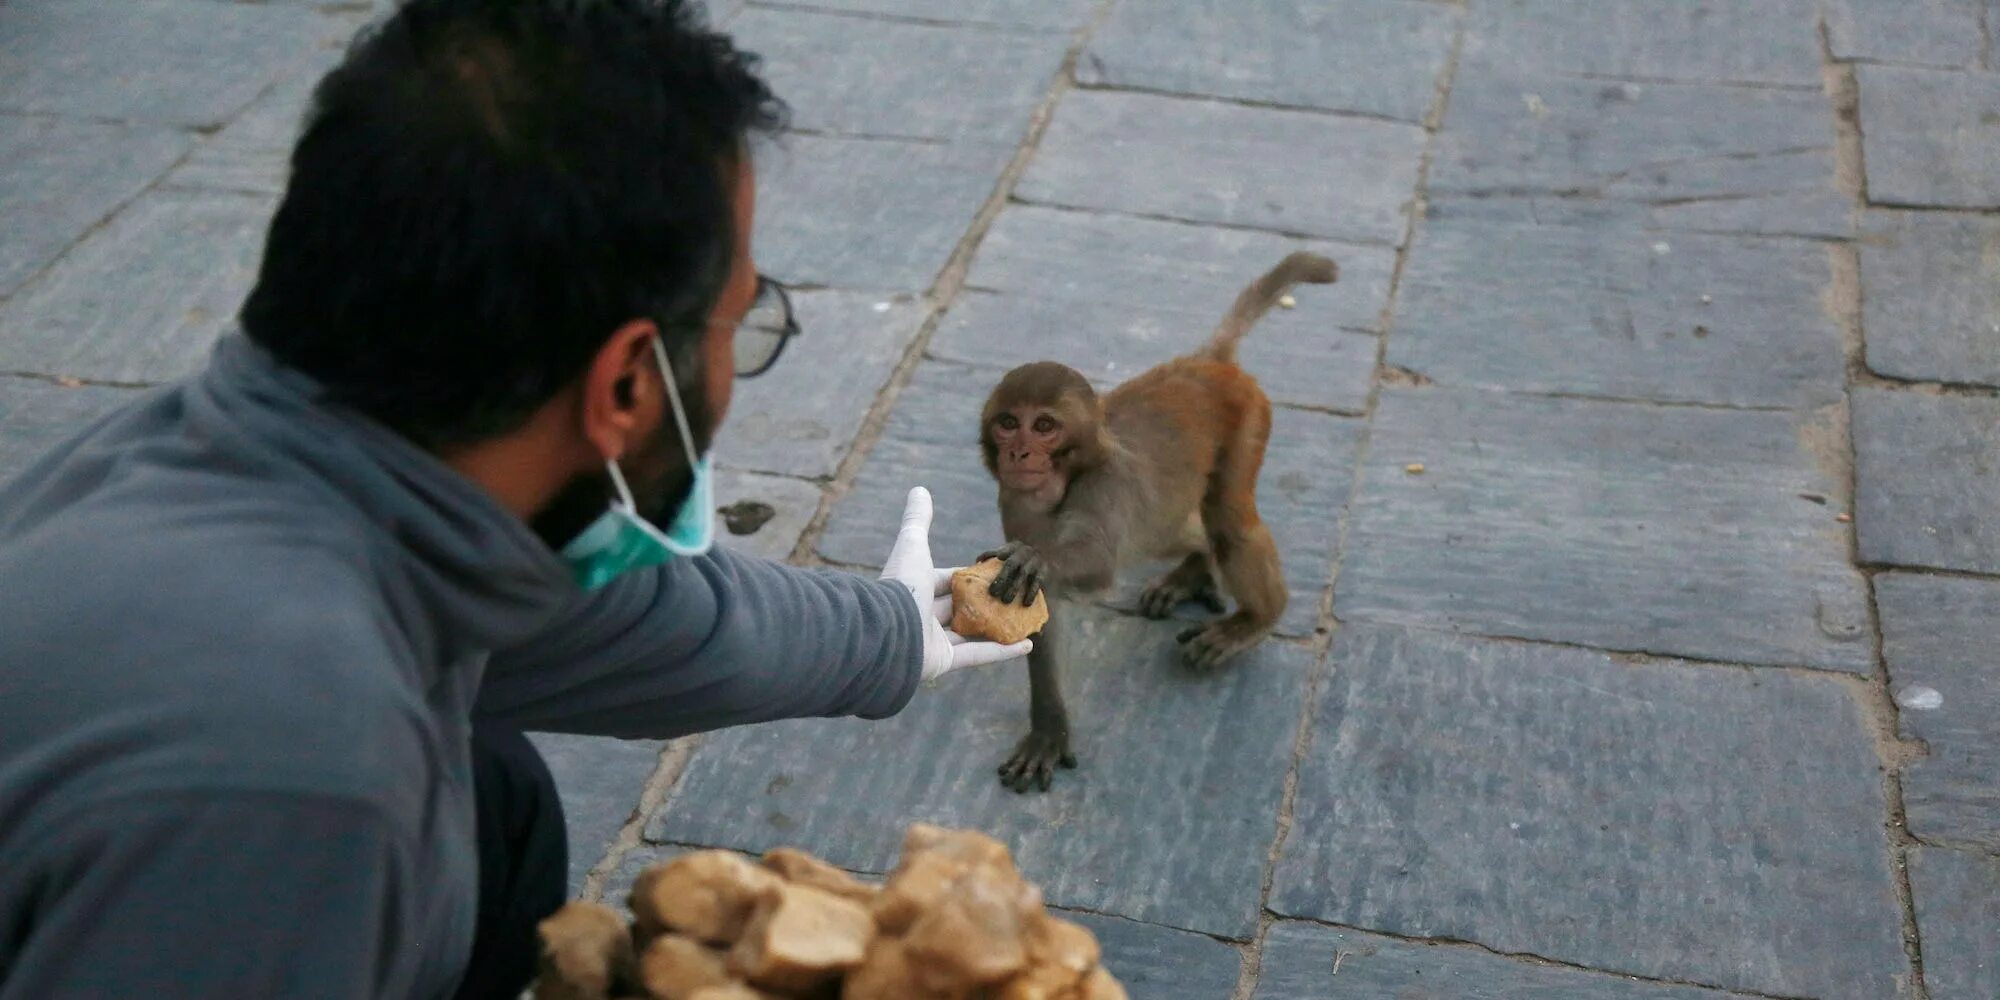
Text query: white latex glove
880 487 1033 681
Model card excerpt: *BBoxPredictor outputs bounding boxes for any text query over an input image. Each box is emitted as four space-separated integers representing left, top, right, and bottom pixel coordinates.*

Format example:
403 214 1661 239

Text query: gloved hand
880 487 1033 681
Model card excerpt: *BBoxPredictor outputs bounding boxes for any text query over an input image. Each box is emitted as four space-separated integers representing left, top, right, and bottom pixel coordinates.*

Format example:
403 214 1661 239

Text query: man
0 1 1027 996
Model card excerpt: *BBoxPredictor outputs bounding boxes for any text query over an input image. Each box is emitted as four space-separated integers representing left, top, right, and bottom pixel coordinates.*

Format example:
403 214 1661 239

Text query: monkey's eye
1032 416 1057 434
995 414 1020 431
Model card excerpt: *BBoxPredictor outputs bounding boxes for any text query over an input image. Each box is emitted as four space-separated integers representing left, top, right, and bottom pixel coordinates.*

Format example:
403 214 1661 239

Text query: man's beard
530 377 713 552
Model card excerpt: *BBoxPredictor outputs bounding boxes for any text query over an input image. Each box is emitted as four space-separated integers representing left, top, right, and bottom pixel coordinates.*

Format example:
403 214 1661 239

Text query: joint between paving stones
1065 78 1438 131
1820 23 1933 996
1260 912 1821 1000
1228 14 1470 1000
578 735 704 902
740 0 1064 34
776 125 957 147
787 0 1118 567
1002 195 1401 249
1327 613 1899 689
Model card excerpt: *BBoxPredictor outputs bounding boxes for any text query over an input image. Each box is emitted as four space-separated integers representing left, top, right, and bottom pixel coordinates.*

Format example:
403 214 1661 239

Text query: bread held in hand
949 559 1049 646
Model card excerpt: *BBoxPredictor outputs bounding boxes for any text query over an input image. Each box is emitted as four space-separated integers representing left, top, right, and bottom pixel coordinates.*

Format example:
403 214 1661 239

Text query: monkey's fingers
989 558 1025 603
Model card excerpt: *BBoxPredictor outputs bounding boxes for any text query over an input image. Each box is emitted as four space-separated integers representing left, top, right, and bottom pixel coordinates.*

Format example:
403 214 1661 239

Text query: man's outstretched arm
477 489 1029 738
479 543 926 737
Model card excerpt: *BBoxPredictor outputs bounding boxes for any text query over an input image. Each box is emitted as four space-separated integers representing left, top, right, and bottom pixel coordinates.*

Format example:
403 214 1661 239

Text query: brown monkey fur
976 251 1338 792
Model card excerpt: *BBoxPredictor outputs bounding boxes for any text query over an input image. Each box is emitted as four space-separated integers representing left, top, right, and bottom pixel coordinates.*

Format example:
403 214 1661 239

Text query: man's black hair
241 0 786 448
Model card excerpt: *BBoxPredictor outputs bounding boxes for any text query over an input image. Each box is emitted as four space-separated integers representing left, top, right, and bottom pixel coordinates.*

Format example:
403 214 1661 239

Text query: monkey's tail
1199 251 1339 364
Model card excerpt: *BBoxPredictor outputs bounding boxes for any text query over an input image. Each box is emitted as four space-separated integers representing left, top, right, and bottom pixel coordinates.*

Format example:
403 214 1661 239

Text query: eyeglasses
733 275 798 378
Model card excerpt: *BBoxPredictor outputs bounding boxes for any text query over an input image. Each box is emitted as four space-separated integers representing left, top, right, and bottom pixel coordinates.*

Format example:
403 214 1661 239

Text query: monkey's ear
1060 413 1111 471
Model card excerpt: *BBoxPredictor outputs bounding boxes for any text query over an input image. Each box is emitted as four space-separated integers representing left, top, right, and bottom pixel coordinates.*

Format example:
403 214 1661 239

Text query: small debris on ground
1405 463 1426 475
718 501 777 536
1277 294 1297 309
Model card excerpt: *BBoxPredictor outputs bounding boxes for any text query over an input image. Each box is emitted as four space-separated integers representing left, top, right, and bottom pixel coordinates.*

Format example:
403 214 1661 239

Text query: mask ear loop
649 336 703 472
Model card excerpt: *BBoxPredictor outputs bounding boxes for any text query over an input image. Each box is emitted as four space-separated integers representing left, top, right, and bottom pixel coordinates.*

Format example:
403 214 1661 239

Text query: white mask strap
650 336 702 471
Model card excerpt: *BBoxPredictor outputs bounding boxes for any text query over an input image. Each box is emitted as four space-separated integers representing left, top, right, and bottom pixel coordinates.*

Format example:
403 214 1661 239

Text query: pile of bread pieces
534 823 1127 1000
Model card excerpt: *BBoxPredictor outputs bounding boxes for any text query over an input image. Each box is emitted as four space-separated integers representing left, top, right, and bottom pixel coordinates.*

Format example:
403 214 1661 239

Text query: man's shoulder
0 474 430 788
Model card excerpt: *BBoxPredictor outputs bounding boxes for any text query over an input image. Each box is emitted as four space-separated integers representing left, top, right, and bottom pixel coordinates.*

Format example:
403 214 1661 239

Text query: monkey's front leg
979 541 1077 792
998 615 1076 793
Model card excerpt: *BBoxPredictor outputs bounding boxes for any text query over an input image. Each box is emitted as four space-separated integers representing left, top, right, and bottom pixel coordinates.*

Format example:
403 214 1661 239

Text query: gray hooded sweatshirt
0 335 923 997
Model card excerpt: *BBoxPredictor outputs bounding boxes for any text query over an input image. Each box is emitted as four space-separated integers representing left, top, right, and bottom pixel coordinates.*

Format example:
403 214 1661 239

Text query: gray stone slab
1389 216 1846 406
740 0 1095 30
164 55 340 197
1861 212 2000 388
934 204 1389 413
0 189 273 384
1828 0 1987 69
1017 90 1428 247
753 134 1012 292
1431 63 1848 239
0 115 191 297
527 733 664 895
814 361 1003 569
725 7 1064 144
1272 624 1908 1000
1877 573 2000 850
937 293 1378 417
711 470 821 564
1078 0 1458 124
1065 912 1243 1000
1335 387 1874 671
816 361 1361 636
601 847 1240 998
713 290 927 479
1910 847 2000 1000
650 603 1315 938
0 378 136 485
1463 0 1823 87
0 0 336 128
1854 388 2000 574
1858 65 2000 209
1254 922 1743 999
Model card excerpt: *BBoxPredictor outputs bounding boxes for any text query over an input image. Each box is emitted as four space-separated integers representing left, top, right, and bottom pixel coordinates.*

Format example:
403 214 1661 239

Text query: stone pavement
2 0 1998 996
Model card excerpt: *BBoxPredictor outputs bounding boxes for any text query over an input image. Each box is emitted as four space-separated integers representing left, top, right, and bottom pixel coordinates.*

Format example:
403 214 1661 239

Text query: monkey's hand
999 729 1077 793
977 541 1049 607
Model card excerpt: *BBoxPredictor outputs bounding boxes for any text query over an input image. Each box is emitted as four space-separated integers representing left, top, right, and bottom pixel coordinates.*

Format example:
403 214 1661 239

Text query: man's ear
581 319 661 463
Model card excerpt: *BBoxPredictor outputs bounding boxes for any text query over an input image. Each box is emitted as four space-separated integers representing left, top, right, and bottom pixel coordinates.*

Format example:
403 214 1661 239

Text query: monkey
974 251 1338 792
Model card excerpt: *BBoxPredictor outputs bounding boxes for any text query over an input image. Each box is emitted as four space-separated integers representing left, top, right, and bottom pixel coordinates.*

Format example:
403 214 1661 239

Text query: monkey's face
981 362 1104 504
988 405 1070 495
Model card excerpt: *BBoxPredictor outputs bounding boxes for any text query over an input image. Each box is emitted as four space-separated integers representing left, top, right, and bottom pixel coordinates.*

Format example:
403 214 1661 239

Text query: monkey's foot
998 731 1077 793
1138 566 1226 619
1176 617 1272 672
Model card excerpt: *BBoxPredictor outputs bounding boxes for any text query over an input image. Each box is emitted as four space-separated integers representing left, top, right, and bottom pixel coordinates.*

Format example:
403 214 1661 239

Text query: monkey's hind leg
1138 553 1227 619
1178 397 1287 671
998 614 1077 793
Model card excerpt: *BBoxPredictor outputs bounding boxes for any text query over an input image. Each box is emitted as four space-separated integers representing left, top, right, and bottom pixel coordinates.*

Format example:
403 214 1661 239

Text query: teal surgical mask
560 337 715 591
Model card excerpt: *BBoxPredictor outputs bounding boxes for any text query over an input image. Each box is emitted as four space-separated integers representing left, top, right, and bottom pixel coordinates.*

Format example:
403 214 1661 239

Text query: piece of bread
534 901 637 1000
760 847 878 904
727 882 874 993
949 559 1049 645
629 852 784 946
